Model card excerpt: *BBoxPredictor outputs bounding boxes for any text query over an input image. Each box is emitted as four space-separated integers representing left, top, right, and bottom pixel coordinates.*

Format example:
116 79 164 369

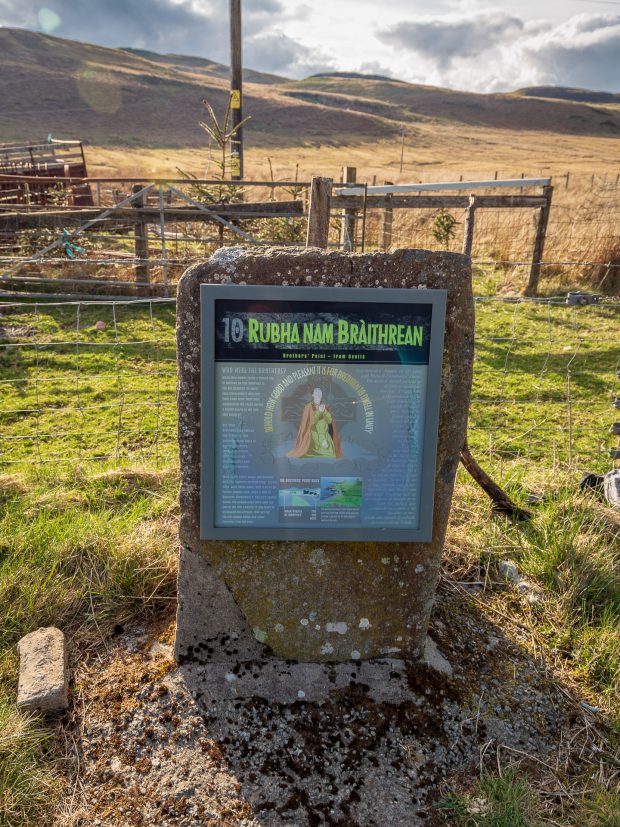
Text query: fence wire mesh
1 296 618 472
1 172 619 297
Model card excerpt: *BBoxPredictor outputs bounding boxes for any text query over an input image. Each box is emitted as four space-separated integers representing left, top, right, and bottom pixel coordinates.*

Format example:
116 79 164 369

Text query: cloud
377 11 523 69
375 9 620 92
243 31 335 77
518 13 620 91
0 0 292 64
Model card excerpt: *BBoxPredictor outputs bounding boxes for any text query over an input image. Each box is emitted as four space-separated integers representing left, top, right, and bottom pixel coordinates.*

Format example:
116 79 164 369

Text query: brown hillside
1 28 620 153
0 28 398 148
289 75 620 137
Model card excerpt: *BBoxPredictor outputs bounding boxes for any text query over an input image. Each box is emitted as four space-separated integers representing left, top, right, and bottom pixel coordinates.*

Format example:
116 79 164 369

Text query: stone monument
175 247 473 675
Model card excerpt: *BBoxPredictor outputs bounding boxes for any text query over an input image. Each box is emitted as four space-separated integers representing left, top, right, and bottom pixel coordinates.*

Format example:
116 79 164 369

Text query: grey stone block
605 469 620 509
17 627 68 714
175 247 474 666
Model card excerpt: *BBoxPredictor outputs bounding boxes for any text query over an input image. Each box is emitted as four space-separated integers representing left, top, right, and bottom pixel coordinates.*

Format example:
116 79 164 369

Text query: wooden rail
1 172 555 297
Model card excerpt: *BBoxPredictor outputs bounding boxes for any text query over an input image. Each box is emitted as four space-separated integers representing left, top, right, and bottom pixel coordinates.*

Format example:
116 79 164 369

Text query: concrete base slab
179 657 426 704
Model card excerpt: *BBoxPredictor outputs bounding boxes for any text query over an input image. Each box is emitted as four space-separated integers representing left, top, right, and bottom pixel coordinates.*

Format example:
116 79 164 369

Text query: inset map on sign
320 477 362 508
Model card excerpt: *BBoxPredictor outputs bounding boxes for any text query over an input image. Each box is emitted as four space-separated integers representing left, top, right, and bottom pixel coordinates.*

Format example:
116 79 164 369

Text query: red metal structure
0 139 93 206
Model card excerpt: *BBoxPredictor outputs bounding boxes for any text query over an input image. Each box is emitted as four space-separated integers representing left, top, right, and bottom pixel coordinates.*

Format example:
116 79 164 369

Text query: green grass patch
0 464 179 825
440 770 538 826
441 770 620 827
0 698 60 827
450 468 620 719
0 465 178 692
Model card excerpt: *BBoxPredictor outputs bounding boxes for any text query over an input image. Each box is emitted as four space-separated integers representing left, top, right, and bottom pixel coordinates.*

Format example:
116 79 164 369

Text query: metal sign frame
200 284 446 542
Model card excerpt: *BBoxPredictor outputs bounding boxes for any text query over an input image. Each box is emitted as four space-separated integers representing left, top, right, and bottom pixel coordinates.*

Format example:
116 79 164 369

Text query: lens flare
37 8 61 34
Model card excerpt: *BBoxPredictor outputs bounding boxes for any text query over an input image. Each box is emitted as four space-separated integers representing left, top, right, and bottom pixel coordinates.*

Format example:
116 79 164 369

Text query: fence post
306 176 332 249
382 180 393 252
462 194 476 257
132 183 150 292
340 166 356 251
525 184 553 296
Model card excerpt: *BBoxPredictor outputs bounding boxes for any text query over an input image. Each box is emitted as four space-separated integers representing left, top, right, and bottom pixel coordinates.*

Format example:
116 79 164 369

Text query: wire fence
1 295 618 474
1 172 619 297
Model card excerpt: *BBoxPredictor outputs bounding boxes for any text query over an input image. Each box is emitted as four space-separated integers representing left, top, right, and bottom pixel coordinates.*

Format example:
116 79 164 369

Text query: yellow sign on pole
230 89 241 109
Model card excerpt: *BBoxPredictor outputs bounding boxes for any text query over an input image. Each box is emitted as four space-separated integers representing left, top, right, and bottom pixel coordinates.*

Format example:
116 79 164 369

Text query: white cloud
375 10 620 92
0 0 619 91
377 11 524 69
243 31 335 77
518 13 620 91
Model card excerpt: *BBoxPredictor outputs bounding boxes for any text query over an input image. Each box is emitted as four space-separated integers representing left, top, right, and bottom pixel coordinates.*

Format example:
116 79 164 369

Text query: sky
1 0 619 92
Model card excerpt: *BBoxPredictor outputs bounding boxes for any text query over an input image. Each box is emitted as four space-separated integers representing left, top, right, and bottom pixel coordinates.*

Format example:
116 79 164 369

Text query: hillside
288 75 620 136
515 86 620 105
1 28 620 151
0 28 396 148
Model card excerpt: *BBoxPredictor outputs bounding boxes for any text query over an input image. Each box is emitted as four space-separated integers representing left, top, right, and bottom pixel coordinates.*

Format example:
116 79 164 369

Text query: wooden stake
460 441 532 520
381 179 393 252
525 184 553 296
306 176 332 248
132 183 150 293
462 194 476 257
340 166 357 251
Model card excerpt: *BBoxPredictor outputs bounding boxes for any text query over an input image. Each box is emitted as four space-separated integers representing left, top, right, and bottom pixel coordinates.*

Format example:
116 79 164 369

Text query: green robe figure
287 388 343 459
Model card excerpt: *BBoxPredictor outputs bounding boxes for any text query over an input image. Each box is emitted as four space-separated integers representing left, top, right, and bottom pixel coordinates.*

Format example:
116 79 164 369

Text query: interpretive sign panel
200 285 446 542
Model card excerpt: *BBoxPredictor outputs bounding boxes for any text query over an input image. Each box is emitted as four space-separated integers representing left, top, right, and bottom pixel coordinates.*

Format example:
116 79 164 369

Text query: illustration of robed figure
287 388 343 459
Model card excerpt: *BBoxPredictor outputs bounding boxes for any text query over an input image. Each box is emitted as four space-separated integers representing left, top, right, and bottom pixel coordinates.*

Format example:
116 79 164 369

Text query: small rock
149 641 173 659
94 320 106 332
17 627 68 714
422 636 453 678
499 560 521 583
524 586 545 605
604 470 620 509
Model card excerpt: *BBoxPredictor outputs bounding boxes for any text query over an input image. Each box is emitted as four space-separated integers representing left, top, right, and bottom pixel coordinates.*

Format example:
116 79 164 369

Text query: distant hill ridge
516 86 620 105
0 27 619 148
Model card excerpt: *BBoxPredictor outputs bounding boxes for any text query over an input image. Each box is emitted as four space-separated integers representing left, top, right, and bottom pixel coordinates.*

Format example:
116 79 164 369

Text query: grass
441 767 620 826
0 466 179 825
441 770 538 826
449 471 620 714
0 255 618 826
0 466 178 693
0 698 60 827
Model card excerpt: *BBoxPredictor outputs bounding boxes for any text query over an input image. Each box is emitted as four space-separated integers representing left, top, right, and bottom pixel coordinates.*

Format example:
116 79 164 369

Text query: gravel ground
59 590 579 827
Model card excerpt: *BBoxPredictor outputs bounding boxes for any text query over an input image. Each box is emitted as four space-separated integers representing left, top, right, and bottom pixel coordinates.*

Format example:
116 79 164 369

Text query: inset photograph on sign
200 285 446 541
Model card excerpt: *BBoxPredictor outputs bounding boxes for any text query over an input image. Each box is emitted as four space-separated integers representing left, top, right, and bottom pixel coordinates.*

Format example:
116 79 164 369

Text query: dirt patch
54 585 599 827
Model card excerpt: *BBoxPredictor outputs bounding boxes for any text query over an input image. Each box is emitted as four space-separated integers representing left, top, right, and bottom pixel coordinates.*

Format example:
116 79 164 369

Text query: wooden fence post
132 184 150 292
306 176 332 249
462 194 476 257
525 184 553 296
381 180 393 252
340 166 356 251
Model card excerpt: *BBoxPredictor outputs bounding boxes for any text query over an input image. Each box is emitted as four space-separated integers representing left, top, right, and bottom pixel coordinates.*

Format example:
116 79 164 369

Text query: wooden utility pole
229 0 243 179
340 166 357 251
306 176 332 248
